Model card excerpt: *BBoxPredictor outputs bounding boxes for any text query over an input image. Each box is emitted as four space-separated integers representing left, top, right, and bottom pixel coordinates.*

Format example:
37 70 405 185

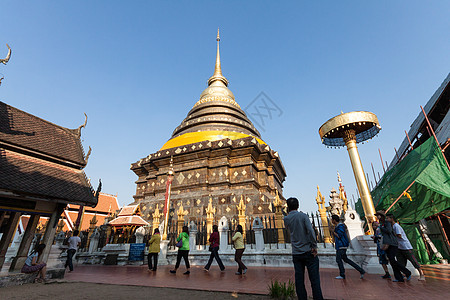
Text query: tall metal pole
344 130 376 233
162 157 174 240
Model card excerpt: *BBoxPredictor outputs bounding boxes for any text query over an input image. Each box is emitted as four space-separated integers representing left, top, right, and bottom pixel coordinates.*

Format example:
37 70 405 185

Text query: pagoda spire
208 28 229 87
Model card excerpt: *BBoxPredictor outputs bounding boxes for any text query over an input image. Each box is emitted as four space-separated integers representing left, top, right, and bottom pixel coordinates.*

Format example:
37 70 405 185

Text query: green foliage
268 279 296 299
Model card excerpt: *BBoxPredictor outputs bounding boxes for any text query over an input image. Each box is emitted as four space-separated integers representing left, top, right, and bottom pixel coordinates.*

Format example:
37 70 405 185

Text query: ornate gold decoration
205 197 216 235
319 111 381 233
56 219 65 233
237 195 247 238
342 129 356 144
337 172 348 212
273 190 285 244
316 186 333 243
176 202 189 233
152 204 162 232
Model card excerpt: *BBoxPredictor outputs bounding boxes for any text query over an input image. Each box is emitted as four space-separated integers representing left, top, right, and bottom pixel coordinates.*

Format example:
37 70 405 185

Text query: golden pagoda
131 29 286 222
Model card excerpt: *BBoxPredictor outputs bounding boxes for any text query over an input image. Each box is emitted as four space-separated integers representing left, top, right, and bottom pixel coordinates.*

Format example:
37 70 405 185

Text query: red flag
163 175 173 216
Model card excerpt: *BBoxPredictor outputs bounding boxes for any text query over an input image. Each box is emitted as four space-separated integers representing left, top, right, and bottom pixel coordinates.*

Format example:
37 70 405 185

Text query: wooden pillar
0 212 21 269
38 210 58 263
0 212 5 228
10 214 40 271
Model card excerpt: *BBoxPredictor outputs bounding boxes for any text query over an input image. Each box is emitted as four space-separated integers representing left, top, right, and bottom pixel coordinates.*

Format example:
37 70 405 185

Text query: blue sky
1 1 449 213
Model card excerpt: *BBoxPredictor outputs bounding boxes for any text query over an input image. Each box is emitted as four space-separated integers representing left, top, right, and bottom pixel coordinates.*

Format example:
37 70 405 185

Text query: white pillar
188 221 197 251
218 216 229 252
343 209 364 252
89 228 100 253
253 217 265 252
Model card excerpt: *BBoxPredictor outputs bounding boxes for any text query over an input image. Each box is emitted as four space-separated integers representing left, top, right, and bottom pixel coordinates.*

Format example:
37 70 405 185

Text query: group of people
147 224 247 275
282 198 426 300
20 198 424 300
373 211 425 282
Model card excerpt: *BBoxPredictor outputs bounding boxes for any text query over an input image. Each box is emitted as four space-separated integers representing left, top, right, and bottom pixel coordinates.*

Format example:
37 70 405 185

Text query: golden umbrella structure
319 111 381 233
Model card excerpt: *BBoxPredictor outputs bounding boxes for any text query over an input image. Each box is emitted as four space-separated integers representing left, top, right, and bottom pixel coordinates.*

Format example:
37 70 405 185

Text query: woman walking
170 225 190 275
147 228 161 271
232 224 247 275
376 211 411 282
21 243 47 283
204 225 225 272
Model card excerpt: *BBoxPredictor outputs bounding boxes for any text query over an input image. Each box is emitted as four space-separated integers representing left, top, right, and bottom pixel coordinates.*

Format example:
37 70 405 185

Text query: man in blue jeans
65 230 81 272
284 197 323 300
331 215 365 279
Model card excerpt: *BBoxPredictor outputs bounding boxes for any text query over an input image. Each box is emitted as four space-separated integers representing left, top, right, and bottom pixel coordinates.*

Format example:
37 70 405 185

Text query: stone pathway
63 264 450 299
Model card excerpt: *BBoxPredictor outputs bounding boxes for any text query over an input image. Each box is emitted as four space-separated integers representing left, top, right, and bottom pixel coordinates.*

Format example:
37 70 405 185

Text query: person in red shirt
204 225 225 271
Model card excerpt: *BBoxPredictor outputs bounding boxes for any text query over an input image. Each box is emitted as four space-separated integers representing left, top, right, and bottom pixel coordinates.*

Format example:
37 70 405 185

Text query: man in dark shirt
284 197 323 300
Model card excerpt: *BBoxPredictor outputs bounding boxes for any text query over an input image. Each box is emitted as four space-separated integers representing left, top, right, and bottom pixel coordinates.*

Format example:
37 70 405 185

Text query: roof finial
208 27 228 86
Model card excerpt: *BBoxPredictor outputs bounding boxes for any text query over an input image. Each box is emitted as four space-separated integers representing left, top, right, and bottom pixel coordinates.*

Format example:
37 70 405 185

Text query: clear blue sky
1 1 449 212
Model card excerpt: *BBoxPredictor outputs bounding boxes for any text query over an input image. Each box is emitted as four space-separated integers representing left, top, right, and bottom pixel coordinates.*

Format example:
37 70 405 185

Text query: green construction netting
355 137 450 263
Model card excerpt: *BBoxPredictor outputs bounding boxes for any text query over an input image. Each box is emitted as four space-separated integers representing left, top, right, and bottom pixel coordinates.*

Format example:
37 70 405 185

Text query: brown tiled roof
0 148 97 206
118 205 139 216
109 215 149 226
67 193 120 214
0 101 86 166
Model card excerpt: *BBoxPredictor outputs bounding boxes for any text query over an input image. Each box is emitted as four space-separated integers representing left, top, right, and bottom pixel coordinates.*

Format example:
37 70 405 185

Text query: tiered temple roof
131 30 286 221
0 101 97 208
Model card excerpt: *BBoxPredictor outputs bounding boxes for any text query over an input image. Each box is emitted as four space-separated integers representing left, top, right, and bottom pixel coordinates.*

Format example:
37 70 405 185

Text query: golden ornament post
205 197 216 236
176 202 188 234
237 195 247 238
56 219 65 234
273 190 285 244
152 204 162 232
319 111 381 234
315 186 333 243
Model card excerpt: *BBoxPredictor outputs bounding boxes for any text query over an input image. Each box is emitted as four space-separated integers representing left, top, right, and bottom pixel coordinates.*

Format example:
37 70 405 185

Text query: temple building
0 101 98 272
131 30 286 224
19 192 120 233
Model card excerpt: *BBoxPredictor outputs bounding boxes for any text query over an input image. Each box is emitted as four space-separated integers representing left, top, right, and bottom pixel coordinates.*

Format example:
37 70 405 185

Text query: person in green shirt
170 225 190 275
147 228 161 271
232 224 247 275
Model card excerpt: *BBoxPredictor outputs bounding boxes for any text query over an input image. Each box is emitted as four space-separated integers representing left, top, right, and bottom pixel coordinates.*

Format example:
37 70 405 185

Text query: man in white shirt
65 230 81 272
386 214 425 281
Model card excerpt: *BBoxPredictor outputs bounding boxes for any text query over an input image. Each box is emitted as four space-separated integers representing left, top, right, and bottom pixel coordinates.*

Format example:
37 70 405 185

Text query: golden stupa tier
130 29 286 221
163 29 262 150
131 135 286 220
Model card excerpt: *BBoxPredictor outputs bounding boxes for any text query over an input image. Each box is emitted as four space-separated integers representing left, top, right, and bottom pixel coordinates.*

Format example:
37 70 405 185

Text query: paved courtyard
62 264 450 300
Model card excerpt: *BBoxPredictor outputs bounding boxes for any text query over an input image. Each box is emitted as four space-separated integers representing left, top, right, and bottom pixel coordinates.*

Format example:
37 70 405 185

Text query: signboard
128 243 145 261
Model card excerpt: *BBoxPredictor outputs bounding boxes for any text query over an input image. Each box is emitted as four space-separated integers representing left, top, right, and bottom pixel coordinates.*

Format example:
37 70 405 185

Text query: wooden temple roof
0 101 97 208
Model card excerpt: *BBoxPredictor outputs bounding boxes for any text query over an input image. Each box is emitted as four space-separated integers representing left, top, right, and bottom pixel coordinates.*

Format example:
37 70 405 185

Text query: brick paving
64 264 450 299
